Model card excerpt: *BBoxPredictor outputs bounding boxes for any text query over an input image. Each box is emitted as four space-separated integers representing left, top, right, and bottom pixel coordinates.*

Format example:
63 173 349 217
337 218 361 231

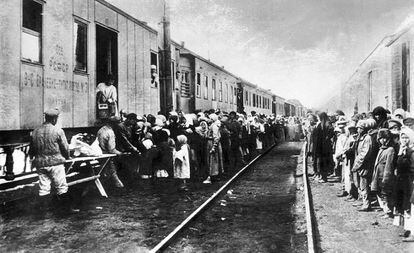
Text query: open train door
96 25 118 119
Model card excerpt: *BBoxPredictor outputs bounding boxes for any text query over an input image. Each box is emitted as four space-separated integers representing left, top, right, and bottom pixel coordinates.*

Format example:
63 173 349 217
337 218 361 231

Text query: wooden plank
43 0 75 128
135 25 145 115
95 1 118 30
73 74 89 126
117 15 128 113
73 0 89 20
0 1 21 130
20 64 44 129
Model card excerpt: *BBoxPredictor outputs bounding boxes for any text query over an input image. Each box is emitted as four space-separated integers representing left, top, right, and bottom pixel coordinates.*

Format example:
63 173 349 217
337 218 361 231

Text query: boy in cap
29 108 75 212
352 120 374 211
371 128 395 217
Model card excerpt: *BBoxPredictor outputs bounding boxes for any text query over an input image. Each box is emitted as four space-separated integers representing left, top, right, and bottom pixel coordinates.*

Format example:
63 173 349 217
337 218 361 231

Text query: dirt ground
167 142 307 253
307 159 414 253
0 142 306 252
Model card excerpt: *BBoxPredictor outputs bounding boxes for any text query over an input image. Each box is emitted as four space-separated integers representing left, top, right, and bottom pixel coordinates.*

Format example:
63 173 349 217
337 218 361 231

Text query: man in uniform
29 108 74 212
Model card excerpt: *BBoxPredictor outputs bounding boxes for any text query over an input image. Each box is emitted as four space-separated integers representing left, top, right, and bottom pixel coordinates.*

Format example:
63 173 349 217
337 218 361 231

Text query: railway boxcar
0 0 159 139
340 36 392 116
284 101 296 116
272 94 286 116
386 28 414 113
177 46 238 113
238 80 273 115
287 99 306 118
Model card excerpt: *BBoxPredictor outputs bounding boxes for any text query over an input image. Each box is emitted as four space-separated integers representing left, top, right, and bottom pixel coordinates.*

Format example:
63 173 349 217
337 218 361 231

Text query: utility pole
159 0 173 115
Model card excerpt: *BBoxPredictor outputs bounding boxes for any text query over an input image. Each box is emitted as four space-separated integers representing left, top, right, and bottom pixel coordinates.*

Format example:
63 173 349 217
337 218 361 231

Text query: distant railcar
176 45 238 113
237 80 273 115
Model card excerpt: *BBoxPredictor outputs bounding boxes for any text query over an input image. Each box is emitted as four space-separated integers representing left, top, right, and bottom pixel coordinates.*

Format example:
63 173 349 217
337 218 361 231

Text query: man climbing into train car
97 74 118 118
29 108 77 214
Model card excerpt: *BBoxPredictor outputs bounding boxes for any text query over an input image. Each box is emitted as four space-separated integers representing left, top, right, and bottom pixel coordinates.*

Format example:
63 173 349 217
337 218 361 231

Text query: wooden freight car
177 45 238 113
238 79 273 115
0 0 159 142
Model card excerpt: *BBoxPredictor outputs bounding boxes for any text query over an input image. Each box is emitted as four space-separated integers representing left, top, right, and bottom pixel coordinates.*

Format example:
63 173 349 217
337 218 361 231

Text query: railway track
150 142 315 253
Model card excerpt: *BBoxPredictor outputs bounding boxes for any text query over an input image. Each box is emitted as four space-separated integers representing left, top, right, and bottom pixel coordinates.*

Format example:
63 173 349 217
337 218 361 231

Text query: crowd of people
28 106 304 213
304 106 414 242
98 109 304 189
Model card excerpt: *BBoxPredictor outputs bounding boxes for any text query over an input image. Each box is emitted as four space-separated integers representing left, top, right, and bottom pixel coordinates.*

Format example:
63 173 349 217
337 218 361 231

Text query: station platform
307 162 413 253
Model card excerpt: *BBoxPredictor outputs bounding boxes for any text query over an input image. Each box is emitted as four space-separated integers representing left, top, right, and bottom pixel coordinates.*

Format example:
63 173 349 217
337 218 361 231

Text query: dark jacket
371 145 395 192
30 122 70 167
313 123 334 157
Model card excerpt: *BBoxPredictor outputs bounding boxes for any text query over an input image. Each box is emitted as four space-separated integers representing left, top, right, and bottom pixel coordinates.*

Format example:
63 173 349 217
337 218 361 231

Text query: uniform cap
403 117 414 127
394 108 406 118
388 119 402 129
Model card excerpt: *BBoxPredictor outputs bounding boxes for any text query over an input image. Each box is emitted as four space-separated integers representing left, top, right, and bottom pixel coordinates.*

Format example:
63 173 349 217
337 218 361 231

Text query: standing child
174 135 190 191
371 128 395 217
394 128 414 238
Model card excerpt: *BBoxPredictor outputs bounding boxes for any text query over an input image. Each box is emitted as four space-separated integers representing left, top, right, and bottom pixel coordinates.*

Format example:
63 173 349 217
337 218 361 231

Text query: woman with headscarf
313 112 335 183
203 114 223 184
372 106 389 129
394 128 414 223
195 118 209 181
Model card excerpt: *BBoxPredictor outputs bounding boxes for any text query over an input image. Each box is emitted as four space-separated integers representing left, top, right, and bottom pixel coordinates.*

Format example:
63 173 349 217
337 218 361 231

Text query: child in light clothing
174 135 190 190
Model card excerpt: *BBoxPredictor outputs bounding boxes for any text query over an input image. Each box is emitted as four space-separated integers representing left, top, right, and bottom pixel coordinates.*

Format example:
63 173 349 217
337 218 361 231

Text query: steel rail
302 142 316 253
150 143 277 253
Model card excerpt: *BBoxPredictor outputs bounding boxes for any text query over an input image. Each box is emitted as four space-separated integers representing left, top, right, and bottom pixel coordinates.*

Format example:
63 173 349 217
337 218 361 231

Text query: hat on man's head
126 113 138 121
336 116 348 126
44 108 60 117
356 120 368 130
403 117 414 127
394 108 406 119
388 119 402 129
377 128 391 140
150 65 157 70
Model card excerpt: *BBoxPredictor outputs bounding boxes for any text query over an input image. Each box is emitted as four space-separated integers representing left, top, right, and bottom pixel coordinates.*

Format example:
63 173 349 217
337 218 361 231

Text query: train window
74 21 88 72
225 83 229 103
245 91 248 105
204 75 208 99
233 86 237 104
212 79 216 101
219 81 223 102
22 0 43 63
180 71 190 97
196 73 201 97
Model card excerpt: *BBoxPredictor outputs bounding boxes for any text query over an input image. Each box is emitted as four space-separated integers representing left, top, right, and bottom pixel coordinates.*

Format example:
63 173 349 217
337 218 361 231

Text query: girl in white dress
174 135 190 190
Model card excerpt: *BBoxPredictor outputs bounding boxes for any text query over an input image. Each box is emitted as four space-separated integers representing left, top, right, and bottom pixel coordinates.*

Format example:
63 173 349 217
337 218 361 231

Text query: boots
111 173 124 188
56 193 80 214
34 195 50 214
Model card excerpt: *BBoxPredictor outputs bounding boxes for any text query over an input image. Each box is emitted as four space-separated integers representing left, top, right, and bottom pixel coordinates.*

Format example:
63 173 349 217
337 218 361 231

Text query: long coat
351 133 373 178
371 146 395 192
313 123 334 158
206 121 223 176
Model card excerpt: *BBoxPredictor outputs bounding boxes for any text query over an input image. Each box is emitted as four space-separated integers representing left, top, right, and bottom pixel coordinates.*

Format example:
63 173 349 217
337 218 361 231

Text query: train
340 26 414 116
0 0 306 145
